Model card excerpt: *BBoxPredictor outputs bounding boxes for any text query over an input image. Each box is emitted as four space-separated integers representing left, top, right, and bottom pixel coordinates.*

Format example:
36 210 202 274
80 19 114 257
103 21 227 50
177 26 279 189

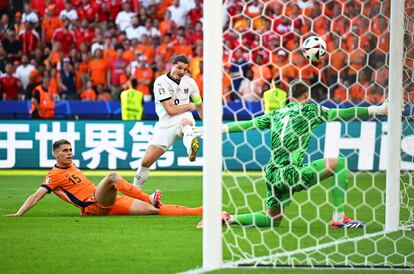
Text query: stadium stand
0 0 412 119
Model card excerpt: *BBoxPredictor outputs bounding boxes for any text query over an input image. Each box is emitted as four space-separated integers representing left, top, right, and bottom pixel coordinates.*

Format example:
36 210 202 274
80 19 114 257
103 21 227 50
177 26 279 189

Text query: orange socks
114 178 202 215
114 178 151 204
159 204 203 216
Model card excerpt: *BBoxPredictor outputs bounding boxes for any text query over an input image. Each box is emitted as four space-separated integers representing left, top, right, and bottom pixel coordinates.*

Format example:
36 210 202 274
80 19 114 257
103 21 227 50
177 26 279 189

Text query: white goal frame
385 0 404 232
202 0 223 271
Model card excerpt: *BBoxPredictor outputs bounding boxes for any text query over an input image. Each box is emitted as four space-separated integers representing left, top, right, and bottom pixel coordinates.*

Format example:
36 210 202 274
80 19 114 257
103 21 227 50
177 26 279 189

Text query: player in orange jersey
5 139 202 217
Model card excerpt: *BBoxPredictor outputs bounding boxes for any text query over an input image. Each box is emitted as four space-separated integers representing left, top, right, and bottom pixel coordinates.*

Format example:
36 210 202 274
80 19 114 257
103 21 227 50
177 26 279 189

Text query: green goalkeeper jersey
254 102 328 167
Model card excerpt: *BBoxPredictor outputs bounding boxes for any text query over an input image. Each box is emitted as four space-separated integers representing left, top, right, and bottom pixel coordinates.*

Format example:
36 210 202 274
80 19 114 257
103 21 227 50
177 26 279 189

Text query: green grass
0 171 413 274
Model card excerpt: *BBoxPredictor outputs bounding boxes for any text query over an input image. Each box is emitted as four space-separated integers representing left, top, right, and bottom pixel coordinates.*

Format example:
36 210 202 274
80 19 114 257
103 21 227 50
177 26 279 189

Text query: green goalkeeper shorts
265 162 320 210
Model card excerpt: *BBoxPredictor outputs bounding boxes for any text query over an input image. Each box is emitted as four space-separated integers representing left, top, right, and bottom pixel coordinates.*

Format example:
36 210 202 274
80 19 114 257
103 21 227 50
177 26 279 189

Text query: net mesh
401 0 414 230
221 0 414 268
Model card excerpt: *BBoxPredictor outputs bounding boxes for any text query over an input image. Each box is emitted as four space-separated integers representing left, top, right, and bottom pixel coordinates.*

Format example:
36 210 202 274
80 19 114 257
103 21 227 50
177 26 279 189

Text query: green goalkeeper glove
367 99 404 116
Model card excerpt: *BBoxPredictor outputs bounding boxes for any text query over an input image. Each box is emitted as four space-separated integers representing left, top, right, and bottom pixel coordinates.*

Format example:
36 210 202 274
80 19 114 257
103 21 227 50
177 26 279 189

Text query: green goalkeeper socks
307 158 348 215
233 212 280 228
331 157 348 213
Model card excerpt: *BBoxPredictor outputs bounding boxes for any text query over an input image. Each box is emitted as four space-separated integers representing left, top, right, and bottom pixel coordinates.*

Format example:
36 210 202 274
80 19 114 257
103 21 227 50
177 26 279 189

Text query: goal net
217 0 414 269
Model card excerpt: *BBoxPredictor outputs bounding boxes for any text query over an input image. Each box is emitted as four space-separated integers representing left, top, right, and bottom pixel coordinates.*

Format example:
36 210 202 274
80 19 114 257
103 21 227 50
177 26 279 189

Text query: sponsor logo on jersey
184 88 189 94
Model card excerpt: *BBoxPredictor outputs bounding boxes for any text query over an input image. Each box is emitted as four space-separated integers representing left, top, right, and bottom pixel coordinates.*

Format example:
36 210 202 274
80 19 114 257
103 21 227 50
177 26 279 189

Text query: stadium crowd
0 0 412 106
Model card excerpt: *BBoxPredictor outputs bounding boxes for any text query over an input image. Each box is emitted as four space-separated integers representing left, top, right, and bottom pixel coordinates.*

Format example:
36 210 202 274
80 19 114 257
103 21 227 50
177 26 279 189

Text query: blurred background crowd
0 0 413 105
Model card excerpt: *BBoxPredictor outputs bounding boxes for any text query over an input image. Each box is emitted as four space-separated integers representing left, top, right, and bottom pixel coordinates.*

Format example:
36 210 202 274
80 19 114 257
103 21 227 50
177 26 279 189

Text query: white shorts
150 118 195 150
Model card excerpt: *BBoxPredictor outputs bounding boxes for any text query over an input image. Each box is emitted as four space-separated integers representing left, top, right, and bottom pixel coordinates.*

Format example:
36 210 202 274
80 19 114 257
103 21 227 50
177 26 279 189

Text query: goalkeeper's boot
150 189 162 209
188 137 200 162
331 215 365 229
196 211 231 229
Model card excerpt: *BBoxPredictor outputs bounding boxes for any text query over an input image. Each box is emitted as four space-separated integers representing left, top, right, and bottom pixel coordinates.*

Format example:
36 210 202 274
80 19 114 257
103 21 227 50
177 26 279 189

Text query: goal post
385 0 404 233
202 0 223 270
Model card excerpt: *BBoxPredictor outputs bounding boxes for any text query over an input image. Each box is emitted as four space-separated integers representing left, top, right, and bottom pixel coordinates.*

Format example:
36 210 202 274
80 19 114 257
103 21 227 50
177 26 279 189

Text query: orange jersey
41 163 96 210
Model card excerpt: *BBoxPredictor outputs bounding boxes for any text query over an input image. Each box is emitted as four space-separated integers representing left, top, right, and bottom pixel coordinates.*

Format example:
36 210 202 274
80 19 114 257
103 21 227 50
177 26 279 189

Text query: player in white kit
133 55 203 186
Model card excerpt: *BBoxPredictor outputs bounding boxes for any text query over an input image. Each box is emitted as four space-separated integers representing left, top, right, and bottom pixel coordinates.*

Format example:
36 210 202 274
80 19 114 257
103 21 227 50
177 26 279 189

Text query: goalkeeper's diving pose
198 80 392 229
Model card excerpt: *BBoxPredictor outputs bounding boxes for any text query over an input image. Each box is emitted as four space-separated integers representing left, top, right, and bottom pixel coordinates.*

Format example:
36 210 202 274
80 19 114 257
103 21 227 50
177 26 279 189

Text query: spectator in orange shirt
157 32 175 63
155 0 174 19
96 84 111 101
333 82 347 104
350 72 370 103
133 55 154 102
343 33 359 52
121 39 136 63
367 84 384 104
328 38 347 87
251 53 272 87
159 10 177 38
88 48 108 87
103 37 117 62
49 68 60 99
135 34 155 64
42 5 63 45
78 52 89 81
80 80 97 101
281 62 299 86
173 35 193 59
189 44 203 79
195 60 203 97
46 41 63 69
297 55 318 84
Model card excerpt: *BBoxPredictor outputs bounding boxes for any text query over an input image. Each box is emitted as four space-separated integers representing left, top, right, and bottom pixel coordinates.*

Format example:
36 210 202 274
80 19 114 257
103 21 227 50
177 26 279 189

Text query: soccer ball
301 36 327 61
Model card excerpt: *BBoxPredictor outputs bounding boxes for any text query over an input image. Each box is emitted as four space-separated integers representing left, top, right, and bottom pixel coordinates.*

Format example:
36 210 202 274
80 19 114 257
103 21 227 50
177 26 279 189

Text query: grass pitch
0 170 412 274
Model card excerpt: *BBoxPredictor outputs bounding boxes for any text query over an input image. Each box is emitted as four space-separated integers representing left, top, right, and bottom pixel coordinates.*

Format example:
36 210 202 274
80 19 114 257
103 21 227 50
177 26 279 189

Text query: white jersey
153 73 200 125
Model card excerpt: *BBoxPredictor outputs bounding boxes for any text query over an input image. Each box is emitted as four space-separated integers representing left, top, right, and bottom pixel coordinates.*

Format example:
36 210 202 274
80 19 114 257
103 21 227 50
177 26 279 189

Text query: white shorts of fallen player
149 115 196 151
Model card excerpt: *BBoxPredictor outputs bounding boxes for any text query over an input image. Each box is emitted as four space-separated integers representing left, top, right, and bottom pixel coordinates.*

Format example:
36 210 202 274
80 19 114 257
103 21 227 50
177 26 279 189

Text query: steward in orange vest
30 74 55 119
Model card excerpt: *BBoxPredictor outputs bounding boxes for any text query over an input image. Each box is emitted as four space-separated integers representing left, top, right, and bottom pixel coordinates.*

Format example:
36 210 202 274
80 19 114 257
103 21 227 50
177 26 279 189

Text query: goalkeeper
206 80 389 229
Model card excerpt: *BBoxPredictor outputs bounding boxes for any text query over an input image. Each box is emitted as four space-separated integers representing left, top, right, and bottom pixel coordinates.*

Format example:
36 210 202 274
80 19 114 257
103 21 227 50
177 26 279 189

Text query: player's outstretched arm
161 99 196 116
223 113 271 133
327 101 391 121
222 120 257 133
5 187 48 217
